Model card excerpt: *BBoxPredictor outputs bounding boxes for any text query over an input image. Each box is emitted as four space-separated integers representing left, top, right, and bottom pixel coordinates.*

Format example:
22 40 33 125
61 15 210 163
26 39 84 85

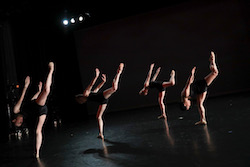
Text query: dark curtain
0 21 17 142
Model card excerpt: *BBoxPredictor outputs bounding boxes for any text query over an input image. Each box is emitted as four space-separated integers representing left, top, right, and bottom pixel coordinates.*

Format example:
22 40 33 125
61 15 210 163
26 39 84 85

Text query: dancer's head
12 114 24 127
180 99 191 111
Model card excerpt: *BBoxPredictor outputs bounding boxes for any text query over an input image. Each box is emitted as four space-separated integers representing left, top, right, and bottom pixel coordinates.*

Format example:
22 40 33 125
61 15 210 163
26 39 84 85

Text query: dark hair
179 102 188 111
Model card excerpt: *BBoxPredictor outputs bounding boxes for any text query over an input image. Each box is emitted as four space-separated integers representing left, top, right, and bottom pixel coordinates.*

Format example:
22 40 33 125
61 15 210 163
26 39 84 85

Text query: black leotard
149 81 166 92
15 100 48 130
191 79 208 96
88 92 109 104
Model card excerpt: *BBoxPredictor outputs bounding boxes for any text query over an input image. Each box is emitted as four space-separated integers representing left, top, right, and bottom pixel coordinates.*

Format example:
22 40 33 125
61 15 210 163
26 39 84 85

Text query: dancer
75 63 124 139
180 51 219 125
12 62 55 158
139 63 175 119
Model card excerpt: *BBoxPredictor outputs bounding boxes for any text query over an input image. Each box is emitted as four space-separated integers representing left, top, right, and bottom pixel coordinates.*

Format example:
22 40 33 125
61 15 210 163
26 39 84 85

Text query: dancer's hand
24 76 30 88
101 74 106 82
191 67 196 75
156 67 161 73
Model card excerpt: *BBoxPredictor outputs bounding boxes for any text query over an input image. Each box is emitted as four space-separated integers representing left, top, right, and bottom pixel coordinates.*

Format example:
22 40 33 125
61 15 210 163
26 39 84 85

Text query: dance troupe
11 51 218 158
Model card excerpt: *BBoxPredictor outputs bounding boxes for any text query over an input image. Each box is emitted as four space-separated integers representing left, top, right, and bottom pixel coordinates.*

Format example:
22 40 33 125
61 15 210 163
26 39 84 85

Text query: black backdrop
75 0 250 114
1 0 249 124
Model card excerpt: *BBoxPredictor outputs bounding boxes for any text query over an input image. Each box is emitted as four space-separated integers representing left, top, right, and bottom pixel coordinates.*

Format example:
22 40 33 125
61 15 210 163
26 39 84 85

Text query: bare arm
83 68 100 96
13 76 30 114
181 67 196 98
93 74 106 93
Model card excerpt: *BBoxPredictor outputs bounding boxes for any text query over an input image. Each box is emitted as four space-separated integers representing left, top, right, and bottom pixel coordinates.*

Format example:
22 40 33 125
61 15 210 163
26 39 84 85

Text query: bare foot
195 120 207 125
48 62 54 71
170 70 175 77
97 134 104 139
33 152 39 158
117 63 124 74
210 51 215 63
158 114 167 119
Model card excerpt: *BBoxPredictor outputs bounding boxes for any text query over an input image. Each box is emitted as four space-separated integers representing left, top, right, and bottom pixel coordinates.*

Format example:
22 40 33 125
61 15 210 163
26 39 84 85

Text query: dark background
0 0 249 141
75 0 250 114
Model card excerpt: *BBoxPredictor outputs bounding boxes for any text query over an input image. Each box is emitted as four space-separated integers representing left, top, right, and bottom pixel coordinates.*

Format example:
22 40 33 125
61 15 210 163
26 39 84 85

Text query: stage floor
1 92 250 167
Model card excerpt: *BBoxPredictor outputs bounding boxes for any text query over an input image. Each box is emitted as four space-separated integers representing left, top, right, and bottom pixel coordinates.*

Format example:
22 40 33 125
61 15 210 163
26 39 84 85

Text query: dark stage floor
1 92 250 167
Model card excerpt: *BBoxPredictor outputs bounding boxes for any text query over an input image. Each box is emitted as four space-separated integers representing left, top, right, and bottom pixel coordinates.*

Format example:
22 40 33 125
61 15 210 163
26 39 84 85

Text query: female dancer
12 62 54 158
75 63 124 139
180 51 219 125
139 63 175 119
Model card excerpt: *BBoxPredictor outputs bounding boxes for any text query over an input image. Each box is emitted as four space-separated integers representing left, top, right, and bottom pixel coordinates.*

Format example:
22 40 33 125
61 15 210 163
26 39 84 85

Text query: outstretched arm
13 76 30 114
93 74 106 93
204 51 219 86
31 81 42 100
83 68 100 96
181 67 196 98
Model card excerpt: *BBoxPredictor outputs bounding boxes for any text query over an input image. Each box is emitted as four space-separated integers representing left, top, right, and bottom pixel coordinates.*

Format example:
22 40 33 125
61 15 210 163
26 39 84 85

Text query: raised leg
139 63 154 96
195 92 207 125
204 51 219 86
96 104 107 139
162 70 175 88
35 115 47 158
103 63 124 99
36 62 54 106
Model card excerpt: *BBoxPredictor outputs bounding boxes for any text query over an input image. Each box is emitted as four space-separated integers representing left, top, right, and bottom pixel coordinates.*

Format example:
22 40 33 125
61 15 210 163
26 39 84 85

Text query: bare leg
139 63 154 95
204 51 219 86
162 70 175 88
157 91 167 119
103 63 124 99
36 62 54 106
35 115 47 158
195 92 207 125
96 104 107 139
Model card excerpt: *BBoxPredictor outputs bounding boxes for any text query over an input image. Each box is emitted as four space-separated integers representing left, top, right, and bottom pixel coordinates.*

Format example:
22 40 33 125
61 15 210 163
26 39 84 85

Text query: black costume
17 100 48 130
88 92 109 104
149 81 166 92
191 79 208 96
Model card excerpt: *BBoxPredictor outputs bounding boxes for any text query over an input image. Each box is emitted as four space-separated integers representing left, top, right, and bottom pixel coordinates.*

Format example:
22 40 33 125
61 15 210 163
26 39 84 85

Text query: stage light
70 18 76 24
79 15 84 22
63 19 69 26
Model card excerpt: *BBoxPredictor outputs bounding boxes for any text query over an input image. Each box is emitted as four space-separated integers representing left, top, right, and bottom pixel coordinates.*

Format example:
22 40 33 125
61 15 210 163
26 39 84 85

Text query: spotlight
79 15 85 22
62 19 69 26
70 18 76 24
